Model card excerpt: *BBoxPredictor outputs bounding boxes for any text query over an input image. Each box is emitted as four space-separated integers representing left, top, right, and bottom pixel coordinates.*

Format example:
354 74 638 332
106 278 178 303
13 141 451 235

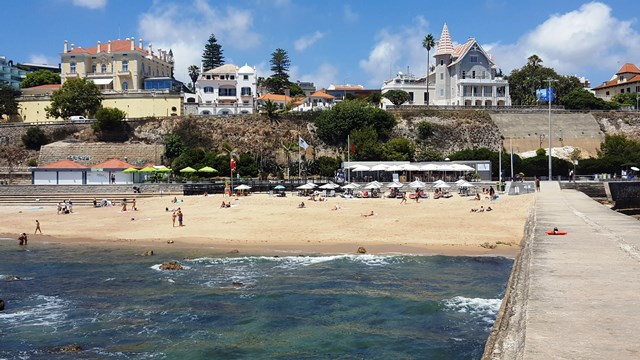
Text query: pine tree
202 34 225 72
265 48 291 94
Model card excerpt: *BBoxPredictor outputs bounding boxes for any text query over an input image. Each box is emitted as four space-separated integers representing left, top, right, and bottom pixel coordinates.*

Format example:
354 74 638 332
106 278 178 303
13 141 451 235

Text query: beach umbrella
341 183 358 189
198 166 217 173
180 166 197 173
122 167 139 173
385 165 404 172
234 184 251 190
387 182 403 188
421 164 440 171
319 182 340 189
433 179 446 185
409 180 427 188
274 185 285 190
402 164 421 171
458 181 475 188
139 166 157 173
434 183 450 188
370 164 389 171
365 180 383 187
351 165 371 172
364 183 381 189
296 183 315 190
156 167 172 173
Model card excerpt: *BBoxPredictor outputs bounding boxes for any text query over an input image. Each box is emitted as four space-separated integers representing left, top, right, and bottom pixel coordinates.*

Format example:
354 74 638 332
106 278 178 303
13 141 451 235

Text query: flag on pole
299 136 309 150
349 142 356 154
230 158 237 173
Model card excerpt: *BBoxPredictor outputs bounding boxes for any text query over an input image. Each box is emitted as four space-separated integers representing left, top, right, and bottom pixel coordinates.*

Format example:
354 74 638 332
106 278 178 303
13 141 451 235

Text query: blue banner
536 88 554 102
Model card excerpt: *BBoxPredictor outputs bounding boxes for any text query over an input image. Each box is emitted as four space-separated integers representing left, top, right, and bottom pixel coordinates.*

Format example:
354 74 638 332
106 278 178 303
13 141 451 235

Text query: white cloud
294 63 339 89
487 2 640 80
137 0 261 83
343 5 359 22
28 54 59 66
72 0 107 10
294 31 325 52
359 16 430 87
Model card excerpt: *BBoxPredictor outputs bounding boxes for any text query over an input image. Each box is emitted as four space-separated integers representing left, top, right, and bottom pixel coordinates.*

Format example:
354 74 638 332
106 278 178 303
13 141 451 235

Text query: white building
293 89 336 111
382 24 510 108
185 63 257 115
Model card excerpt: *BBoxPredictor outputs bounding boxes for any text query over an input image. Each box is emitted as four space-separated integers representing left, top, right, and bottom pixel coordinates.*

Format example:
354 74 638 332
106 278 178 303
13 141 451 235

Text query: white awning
91 78 114 85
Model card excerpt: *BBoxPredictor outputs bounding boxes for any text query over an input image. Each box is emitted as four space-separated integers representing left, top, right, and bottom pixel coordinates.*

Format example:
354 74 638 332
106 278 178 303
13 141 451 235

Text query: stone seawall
609 181 640 210
0 184 183 195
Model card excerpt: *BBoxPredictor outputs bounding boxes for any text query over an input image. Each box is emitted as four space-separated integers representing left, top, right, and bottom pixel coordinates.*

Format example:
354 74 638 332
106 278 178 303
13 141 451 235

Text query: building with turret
382 24 510 107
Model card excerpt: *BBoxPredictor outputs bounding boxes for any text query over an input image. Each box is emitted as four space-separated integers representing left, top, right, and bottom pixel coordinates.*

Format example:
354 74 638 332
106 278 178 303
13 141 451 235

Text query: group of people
17 219 40 245
56 200 73 215
171 208 184 227
471 206 493 213
220 201 232 208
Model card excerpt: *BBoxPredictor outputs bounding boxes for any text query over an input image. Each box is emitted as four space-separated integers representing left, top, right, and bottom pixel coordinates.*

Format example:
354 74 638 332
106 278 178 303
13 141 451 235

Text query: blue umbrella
274 185 285 190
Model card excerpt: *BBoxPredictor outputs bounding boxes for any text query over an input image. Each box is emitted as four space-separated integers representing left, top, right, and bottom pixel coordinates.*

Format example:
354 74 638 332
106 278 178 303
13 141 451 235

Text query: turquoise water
0 240 512 359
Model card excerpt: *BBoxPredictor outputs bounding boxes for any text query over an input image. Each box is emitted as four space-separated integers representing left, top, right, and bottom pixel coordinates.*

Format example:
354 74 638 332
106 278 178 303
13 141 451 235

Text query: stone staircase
0 192 180 207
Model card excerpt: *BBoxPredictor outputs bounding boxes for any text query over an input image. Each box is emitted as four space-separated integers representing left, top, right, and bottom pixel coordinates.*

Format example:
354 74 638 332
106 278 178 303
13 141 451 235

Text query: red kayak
547 230 567 235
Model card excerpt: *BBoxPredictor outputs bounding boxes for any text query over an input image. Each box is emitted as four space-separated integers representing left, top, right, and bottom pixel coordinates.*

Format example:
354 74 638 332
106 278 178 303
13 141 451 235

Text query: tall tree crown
202 34 225 71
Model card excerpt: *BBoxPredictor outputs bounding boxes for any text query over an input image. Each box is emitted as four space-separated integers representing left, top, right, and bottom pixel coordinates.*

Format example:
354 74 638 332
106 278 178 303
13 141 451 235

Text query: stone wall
37 141 161 167
0 183 183 195
608 181 640 210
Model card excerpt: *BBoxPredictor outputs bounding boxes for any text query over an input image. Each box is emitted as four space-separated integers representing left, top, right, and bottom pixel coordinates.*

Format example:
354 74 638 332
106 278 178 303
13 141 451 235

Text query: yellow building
60 38 173 92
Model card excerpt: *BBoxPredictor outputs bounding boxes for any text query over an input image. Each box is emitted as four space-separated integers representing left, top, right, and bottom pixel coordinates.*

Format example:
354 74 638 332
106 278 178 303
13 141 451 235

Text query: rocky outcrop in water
52 344 82 353
0 298 5 311
160 261 183 270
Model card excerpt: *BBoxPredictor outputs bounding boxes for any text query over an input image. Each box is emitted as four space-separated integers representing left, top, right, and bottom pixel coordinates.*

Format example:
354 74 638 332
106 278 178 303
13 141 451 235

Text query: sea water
0 240 512 359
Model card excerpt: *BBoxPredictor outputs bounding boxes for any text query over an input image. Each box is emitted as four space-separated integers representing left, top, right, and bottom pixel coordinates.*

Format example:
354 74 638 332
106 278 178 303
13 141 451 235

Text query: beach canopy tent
32 159 87 185
234 184 251 190
180 167 197 173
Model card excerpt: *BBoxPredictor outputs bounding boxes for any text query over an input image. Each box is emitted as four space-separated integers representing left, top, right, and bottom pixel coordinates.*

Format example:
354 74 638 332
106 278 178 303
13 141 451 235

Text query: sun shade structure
198 166 217 173
155 166 172 173
139 166 157 173
234 184 251 190
122 167 139 173
179 167 197 173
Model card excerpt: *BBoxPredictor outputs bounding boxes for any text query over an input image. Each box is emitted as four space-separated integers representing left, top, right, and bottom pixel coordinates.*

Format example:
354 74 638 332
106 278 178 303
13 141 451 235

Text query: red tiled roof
38 159 88 169
91 159 137 169
331 85 364 91
309 90 335 99
592 74 640 90
68 39 147 56
258 93 292 102
25 84 61 90
616 63 640 75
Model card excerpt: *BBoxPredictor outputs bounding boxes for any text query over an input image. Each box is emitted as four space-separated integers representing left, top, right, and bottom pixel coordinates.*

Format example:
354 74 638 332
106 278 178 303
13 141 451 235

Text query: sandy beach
0 192 534 257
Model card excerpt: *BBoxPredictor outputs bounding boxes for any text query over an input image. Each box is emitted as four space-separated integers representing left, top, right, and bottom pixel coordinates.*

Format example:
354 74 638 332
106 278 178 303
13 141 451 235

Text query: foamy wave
0 294 70 330
150 263 192 271
444 296 502 325
188 254 399 268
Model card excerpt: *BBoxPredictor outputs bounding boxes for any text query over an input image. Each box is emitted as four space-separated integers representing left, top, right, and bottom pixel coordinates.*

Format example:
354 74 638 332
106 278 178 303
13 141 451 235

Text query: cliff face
592 112 640 140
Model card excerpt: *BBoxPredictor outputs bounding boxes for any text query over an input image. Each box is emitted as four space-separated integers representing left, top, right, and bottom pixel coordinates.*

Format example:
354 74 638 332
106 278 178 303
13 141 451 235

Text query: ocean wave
0 294 70 330
187 254 403 268
443 296 502 325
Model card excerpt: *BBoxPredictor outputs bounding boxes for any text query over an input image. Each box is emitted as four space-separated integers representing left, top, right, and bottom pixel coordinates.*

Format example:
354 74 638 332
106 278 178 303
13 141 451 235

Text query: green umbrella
139 166 157 173
156 167 172 173
122 167 139 173
198 166 218 173
180 166 197 173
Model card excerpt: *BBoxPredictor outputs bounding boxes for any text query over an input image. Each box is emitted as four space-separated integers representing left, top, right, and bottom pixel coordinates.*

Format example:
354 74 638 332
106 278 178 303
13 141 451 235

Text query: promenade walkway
487 181 640 359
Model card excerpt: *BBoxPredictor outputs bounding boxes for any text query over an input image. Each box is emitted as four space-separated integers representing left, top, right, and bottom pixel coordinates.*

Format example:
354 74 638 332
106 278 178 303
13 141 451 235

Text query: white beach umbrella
348 163 364 169
434 183 451 188
341 183 358 189
351 165 371 172
402 164 421 171
296 183 315 190
234 184 252 190
385 165 404 172
364 183 381 189
409 180 427 188
421 163 440 171
319 182 340 189
370 164 389 171
457 181 475 188
386 182 404 188
433 179 446 185
455 179 467 185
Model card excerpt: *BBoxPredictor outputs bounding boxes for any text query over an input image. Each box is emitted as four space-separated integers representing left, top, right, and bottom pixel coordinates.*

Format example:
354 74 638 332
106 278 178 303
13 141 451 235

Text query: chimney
130 37 134 51
97 41 101 53
157 48 162 59
148 43 152 56
139 38 142 49
64 40 68 53
70 43 75 51
107 41 111 53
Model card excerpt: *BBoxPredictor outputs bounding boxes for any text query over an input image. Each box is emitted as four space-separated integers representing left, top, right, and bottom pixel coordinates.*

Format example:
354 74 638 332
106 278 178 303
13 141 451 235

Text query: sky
3 0 640 89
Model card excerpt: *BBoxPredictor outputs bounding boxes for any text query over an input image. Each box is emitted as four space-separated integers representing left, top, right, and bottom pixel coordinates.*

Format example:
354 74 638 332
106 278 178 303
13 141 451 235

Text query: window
423 93 428 102
462 71 466 79
408 92 414 102
241 87 252 96
203 87 214 93
482 71 486 79
230 75 235 80
91 64 96 73
70 62 76 73
122 81 128 91
621 89 625 93
219 88 236 96
440 73 444 80
627 88 631 93
606 91 610 96
472 71 476 79
440 60 444 66
206 75 211 80
101 64 107 73
440 89 444 97
122 60 128 72
470 55 478 63
243 75 249 80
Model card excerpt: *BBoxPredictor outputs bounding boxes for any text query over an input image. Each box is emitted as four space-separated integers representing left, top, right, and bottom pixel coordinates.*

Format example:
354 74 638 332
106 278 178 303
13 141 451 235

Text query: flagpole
347 135 351 183
510 137 514 181
298 139 301 180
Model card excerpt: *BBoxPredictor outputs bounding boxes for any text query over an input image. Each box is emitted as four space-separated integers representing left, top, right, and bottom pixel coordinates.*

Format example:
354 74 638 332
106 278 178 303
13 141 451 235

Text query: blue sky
3 0 639 89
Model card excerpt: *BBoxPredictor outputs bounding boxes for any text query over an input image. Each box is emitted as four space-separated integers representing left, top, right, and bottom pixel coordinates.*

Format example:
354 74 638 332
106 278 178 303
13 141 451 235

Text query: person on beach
177 209 184 226
362 210 375 217
298 201 305 208
535 177 541 192
57 202 62 214
172 211 177 227
122 199 128 212
18 233 28 246
93 198 98 207
132 199 137 211
220 201 227 208
400 193 407 204
34 220 42 234
331 204 341 211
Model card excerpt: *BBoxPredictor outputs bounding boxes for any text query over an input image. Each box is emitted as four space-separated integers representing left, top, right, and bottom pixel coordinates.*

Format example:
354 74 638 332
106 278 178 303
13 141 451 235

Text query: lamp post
546 78 558 181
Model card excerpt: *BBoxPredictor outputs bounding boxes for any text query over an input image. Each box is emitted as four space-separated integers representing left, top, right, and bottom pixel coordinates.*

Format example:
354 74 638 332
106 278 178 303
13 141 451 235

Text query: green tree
92 107 128 142
0 84 21 121
597 134 640 163
562 88 616 110
383 138 415 161
383 89 410 108
20 70 60 88
202 34 224 71
164 134 184 162
46 78 102 119
421 33 435 105
368 91 382 106
22 126 49 150
260 99 280 123
187 65 200 91
174 117 213 149
611 92 638 106
350 126 383 161
417 121 433 139
315 100 396 146
415 148 444 162
314 156 342 177
265 48 291 94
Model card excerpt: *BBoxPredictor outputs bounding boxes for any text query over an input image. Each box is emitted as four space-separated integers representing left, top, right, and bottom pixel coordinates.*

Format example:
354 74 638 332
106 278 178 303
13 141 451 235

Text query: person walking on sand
177 209 184 226
34 220 42 234
535 177 541 192
172 211 177 227
400 192 407 205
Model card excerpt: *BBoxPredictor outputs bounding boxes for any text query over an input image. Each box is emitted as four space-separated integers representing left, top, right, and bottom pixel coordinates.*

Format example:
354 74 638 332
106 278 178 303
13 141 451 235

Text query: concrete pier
485 181 640 359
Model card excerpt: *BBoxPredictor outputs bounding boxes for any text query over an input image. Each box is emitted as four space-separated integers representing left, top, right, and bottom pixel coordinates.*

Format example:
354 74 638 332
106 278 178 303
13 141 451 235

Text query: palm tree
422 34 435 106
260 99 280 123
281 140 297 178
188 65 200 91
527 55 543 70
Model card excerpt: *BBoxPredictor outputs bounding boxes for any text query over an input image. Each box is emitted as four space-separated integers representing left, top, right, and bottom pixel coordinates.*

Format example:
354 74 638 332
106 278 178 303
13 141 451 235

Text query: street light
546 78 558 181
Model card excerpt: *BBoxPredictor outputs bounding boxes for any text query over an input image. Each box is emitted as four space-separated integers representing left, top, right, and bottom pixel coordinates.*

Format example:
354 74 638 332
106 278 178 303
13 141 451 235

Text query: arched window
122 59 129 72
241 87 252 96
101 64 107 73
70 62 76 73
122 81 128 91
91 64 97 73
201 110 211 115
204 87 214 93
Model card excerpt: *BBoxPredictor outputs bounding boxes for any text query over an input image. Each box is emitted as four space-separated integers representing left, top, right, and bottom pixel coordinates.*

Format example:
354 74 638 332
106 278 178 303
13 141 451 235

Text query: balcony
117 70 131 77
65 72 79 78
87 72 113 77
458 78 508 85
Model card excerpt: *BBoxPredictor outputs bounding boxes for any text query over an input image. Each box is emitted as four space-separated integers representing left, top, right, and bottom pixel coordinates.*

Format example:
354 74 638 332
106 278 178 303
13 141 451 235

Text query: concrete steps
0 192 182 207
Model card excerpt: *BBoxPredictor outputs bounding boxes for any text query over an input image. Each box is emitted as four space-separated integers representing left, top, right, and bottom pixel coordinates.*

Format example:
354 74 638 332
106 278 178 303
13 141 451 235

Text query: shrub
22 126 49 150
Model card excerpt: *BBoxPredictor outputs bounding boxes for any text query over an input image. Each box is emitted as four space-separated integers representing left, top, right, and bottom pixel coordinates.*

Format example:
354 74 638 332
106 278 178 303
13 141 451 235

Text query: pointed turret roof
435 23 454 56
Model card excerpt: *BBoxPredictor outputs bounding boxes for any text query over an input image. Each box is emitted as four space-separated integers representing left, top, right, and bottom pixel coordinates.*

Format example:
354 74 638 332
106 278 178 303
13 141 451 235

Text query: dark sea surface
0 239 512 359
